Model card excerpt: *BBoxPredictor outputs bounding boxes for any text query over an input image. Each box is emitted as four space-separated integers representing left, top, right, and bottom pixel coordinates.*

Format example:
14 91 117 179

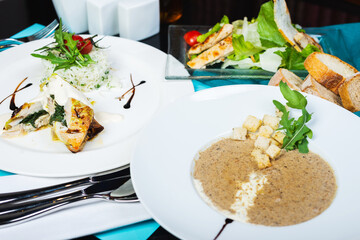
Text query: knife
0 176 132 226
0 164 130 204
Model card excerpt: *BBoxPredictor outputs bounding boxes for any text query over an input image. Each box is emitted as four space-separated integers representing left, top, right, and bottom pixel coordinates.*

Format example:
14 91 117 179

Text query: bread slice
273 0 301 51
304 52 358 94
338 73 360 112
268 68 303 91
187 24 233 57
301 75 342 106
187 36 234 69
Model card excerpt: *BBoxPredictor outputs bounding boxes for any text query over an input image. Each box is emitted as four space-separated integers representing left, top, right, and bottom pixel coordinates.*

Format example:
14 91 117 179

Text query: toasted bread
268 68 303 91
301 75 342 106
304 52 358 94
338 73 360 112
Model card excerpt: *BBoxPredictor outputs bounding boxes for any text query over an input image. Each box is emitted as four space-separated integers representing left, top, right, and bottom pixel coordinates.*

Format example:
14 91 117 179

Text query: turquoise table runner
0 22 359 239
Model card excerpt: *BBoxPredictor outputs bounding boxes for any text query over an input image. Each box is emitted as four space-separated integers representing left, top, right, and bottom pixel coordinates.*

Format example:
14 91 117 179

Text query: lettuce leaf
227 34 263 61
256 1 287 48
197 15 230 43
275 44 321 70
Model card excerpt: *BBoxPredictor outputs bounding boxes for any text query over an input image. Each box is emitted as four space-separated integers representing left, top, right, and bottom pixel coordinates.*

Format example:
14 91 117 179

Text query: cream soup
193 138 337 226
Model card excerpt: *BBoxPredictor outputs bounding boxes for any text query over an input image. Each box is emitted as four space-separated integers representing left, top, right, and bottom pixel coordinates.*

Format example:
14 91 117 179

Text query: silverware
0 177 138 226
0 19 59 44
0 165 130 204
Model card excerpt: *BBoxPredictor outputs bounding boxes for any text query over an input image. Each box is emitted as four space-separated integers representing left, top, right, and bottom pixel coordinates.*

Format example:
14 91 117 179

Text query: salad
184 0 322 72
31 20 119 92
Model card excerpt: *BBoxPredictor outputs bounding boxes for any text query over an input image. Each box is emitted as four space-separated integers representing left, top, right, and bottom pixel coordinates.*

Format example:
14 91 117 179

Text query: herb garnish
31 20 97 72
20 110 48 128
49 101 67 127
273 81 313 153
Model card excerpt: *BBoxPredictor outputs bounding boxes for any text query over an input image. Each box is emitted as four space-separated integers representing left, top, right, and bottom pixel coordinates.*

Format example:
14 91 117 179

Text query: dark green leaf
20 110 48 128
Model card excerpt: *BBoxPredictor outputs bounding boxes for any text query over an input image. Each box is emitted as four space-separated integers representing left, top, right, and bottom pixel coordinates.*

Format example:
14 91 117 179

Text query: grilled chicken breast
52 98 97 153
2 75 104 153
2 101 50 137
187 36 234 69
187 24 233 58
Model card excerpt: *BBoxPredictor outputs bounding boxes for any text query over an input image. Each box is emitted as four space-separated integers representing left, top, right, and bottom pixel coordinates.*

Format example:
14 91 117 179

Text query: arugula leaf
256 1 287 48
227 34 263 61
273 81 313 153
275 44 321 70
31 19 95 72
197 15 229 43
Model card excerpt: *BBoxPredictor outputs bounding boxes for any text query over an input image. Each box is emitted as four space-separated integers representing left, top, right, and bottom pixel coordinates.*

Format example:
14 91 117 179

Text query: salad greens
31 20 96 72
256 1 287 48
198 1 320 71
197 15 229 43
273 81 313 153
275 44 320 70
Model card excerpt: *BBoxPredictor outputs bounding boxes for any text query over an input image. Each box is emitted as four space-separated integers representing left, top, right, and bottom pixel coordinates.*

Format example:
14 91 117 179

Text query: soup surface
193 138 337 226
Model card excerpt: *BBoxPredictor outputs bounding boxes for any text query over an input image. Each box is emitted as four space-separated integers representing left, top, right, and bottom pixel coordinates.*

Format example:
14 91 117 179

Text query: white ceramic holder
87 0 120 35
52 0 88 33
117 0 160 41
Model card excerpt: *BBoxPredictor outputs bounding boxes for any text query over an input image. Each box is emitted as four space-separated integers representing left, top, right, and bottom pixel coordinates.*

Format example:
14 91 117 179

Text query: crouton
272 131 285 145
254 153 272 169
262 114 280 130
266 144 282 159
254 136 271 151
232 127 247 140
258 125 274 138
242 115 262 132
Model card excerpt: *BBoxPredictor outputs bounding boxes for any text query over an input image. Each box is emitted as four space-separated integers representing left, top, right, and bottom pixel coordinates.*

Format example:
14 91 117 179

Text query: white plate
131 85 360 240
0 37 193 177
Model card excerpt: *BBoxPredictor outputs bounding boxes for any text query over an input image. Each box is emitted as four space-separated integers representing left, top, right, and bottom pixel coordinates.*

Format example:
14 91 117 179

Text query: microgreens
31 19 98 71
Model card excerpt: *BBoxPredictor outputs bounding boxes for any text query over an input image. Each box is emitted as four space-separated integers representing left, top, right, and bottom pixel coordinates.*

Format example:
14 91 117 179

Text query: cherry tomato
79 39 93 54
184 30 201 47
72 35 84 49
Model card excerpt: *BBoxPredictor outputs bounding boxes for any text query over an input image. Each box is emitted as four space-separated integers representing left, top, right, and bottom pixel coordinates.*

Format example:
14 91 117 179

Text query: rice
40 48 121 92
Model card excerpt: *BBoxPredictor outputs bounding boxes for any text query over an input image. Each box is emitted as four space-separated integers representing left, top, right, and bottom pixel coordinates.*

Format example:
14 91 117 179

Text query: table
0 17 359 240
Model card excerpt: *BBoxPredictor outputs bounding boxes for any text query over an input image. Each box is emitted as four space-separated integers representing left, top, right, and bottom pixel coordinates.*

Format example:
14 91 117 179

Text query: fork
0 178 138 226
0 19 60 44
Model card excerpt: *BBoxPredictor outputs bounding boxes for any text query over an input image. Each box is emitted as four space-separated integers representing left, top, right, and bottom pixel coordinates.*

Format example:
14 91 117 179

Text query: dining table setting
0 0 360 239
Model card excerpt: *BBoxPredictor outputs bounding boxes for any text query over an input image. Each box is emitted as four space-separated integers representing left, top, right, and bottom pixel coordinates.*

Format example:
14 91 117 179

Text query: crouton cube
251 148 263 158
272 131 286 145
263 114 280 130
266 144 281 159
275 108 283 118
254 153 271 169
242 115 262 132
232 127 247 140
248 132 258 140
258 125 274 138
270 138 281 147
254 136 271 151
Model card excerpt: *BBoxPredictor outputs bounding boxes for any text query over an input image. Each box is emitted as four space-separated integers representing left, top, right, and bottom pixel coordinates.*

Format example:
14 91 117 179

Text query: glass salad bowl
165 25 353 81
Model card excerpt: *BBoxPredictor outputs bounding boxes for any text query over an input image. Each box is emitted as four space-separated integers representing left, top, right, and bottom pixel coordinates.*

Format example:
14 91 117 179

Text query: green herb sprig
31 20 95 71
273 81 313 153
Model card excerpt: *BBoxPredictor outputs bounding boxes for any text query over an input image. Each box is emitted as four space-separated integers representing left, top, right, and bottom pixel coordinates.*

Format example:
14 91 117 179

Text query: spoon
0 177 138 226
